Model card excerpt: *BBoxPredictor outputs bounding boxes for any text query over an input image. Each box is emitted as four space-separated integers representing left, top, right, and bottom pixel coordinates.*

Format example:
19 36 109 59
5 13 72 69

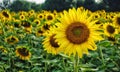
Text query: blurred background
0 0 120 12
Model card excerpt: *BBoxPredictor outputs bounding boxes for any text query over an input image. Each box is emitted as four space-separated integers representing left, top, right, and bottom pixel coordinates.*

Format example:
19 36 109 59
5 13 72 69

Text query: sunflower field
0 4 120 72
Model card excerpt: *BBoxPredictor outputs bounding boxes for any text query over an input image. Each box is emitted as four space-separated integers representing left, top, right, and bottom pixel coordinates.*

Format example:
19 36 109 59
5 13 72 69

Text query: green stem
45 54 48 72
99 46 105 66
62 58 67 72
74 54 79 72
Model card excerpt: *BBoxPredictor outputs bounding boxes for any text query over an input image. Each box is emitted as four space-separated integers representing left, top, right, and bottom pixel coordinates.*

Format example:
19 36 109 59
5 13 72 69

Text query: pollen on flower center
72 27 81 37
66 22 90 44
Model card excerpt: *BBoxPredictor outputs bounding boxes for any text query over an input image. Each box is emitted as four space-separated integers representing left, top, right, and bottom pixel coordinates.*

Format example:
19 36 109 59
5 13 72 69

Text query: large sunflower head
42 27 62 55
55 8 103 58
15 46 31 60
5 36 19 45
103 23 118 37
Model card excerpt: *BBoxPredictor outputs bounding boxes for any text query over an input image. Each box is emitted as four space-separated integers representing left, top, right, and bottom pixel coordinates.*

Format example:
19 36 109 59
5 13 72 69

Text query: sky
0 0 45 4
94 0 103 4
26 0 45 4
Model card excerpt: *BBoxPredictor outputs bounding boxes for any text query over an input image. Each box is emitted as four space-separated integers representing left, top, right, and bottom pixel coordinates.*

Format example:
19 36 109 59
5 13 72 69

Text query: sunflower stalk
62 58 67 72
8 51 15 72
44 54 48 72
99 46 105 67
74 54 80 72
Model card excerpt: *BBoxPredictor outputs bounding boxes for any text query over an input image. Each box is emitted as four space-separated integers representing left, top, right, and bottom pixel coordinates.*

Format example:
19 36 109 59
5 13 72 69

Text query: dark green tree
41 0 73 12
9 0 31 12
31 2 43 11
103 0 120 12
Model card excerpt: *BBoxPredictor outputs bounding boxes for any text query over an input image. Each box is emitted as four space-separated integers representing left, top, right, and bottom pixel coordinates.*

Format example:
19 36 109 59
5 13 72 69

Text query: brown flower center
2 12 9 18
66 22 90 44
22 21 31 27
108 37 115 41
50 34 59 48
14 23 20 28
35 21 39 24
17 48 29 56
39 15 43 18
107 25 115 34
7 37 16 42
38 29 43 33
95 15 99 18
43 24 50 30
47 15 53 20
117 17 120 25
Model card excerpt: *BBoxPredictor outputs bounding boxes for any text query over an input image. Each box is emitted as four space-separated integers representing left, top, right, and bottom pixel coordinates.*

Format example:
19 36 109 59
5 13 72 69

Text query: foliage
41 0 73 12
9 0 31 12
1 0 120 12
0 1 120 72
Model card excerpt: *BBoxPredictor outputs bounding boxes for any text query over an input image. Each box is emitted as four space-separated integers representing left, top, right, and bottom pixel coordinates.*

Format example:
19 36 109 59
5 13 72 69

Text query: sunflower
110 12 116 19
11 12 16 17
92 12 100 20
1 10 11 20
113 14 120 31
103 23 118 37
53 10 58 16
54 8 103 58
5 36 19 45
15 46 31 60
28 10 35 16
0 46 7 53
19 15 26 20
41 22 51 31
42 27 62 54
18 11 27 16
13 20 21 28
21 20 32 33
45 13 55 22
37 13 44 20
33 19 41 26
107 36 117 44
95 10 106 17
36 26 44 36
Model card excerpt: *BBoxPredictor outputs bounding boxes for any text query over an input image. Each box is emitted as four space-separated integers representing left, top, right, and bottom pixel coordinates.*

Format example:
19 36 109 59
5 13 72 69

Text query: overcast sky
0 0 45 4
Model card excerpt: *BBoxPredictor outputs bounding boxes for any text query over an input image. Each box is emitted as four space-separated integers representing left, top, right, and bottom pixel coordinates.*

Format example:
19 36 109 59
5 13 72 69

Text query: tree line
0 0 120 12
